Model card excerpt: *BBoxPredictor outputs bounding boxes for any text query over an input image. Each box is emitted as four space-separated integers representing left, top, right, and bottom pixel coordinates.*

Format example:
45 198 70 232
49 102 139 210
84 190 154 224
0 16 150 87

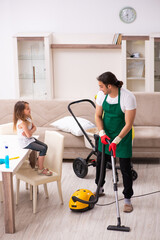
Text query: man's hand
100 135 110 145
109 136 122 157
109 143 117 158
99 129 110 145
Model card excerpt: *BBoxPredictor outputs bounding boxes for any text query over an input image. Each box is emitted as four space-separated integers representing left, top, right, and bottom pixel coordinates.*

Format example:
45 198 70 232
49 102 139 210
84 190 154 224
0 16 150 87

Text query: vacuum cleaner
69 140 130 232
69 189 95 212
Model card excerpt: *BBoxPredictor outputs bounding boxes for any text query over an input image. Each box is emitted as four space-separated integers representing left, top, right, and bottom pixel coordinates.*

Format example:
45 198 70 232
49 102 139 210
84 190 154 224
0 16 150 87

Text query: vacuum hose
72 140 110 205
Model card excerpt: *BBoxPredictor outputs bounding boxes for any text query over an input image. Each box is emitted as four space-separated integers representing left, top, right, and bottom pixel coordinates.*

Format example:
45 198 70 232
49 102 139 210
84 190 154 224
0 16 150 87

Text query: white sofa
0 93 160 159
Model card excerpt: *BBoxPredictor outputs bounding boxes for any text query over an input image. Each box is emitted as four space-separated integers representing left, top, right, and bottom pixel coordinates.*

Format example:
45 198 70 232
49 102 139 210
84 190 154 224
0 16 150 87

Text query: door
17 38 47 99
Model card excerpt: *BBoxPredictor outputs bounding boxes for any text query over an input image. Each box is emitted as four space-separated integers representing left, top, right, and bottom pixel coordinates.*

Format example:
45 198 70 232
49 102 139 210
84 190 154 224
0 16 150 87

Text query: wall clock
119 7 137 23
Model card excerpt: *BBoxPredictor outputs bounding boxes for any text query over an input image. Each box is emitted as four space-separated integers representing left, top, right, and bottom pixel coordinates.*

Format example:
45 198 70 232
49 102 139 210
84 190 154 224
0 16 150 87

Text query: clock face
119 7 136 23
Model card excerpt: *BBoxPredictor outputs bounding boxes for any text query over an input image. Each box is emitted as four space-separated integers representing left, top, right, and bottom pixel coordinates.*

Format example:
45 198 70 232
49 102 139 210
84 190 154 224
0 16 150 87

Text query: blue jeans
24 138 48 156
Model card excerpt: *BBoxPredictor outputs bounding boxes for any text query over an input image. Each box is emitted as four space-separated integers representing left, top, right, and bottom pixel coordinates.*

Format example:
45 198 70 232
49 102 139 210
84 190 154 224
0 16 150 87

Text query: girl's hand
21 121 33 138
22 131 27 137
31 122 36 133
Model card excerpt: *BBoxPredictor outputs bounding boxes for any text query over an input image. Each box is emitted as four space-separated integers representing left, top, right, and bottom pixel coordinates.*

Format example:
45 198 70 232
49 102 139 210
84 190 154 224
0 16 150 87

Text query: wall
52 33 121 99
0 0 160 99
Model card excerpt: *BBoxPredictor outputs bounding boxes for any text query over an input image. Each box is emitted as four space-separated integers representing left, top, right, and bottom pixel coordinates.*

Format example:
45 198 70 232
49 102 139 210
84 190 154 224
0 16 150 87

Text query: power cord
96 190 160 206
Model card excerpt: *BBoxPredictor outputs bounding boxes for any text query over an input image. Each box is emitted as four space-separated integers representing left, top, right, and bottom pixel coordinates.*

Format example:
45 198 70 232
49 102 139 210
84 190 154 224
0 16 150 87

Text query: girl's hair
97 71 123 88
13 101 30 131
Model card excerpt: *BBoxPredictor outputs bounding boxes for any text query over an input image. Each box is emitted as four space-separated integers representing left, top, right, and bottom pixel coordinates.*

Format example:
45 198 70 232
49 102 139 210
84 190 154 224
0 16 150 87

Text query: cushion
133 126 160 147
36 126 85 148
134 93 160 126
50 116 96 136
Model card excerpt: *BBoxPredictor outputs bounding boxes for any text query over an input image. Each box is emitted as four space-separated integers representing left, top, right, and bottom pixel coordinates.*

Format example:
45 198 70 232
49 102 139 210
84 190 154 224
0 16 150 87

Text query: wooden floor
0 158 160 240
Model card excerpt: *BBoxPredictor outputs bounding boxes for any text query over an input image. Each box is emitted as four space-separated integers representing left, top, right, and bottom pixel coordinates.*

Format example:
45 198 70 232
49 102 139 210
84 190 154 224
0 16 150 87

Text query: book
112 33 122 45
112 34 117 44
117 34 122 45
112 33 119 44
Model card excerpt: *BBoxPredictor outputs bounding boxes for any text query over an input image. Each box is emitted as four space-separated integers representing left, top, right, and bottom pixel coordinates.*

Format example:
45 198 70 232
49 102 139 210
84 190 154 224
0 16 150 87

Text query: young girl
13 101 52 176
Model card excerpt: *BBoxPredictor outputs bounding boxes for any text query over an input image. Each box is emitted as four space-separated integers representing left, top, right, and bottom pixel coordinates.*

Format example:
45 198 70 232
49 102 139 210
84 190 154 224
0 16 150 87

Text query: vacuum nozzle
107 225 130 232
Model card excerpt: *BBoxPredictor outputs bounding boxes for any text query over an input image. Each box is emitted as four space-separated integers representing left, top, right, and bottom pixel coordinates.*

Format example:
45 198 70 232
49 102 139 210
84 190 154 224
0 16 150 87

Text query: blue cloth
0 159 5 164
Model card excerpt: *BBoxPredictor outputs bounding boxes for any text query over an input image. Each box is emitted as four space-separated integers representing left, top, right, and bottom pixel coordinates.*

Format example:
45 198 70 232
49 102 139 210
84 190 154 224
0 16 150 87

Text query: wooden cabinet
13 33 53 99
122 35 150 92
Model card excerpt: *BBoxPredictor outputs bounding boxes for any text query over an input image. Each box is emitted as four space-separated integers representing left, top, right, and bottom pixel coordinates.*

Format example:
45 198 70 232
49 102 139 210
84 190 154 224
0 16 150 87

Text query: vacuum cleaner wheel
88 195 95 210
132 169 138 181
73 157 88 178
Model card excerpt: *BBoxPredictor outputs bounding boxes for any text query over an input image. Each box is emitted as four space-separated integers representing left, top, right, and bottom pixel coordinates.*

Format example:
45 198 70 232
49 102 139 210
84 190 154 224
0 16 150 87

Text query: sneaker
123 204 133 213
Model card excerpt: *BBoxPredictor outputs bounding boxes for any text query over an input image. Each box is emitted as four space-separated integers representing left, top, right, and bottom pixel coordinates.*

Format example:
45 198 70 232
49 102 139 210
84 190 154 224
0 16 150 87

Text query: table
0 135 33 233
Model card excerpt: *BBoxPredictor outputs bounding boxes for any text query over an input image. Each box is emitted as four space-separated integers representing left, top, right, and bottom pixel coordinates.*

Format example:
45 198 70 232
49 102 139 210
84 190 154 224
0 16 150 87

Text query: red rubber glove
100 135 110 145
109 143 117 158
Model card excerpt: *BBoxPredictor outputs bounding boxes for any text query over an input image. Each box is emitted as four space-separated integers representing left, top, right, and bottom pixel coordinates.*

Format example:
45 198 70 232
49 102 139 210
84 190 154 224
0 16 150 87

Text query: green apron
98 88 132 158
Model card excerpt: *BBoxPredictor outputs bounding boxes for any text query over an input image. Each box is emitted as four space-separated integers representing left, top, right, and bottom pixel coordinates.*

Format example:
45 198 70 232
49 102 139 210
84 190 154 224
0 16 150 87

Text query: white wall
52 33 122 99
0 0 160 99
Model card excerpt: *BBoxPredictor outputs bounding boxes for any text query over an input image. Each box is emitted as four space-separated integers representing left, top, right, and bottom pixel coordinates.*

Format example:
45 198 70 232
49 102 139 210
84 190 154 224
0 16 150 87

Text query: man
95 71 136 213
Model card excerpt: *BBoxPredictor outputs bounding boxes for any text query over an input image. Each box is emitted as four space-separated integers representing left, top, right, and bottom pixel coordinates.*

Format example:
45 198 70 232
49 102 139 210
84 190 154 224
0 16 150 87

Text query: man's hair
97 71 123 88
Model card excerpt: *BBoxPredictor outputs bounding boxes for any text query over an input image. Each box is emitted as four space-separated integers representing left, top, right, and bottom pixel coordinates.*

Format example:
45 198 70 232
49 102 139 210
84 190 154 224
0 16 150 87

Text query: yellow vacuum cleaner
69 140 130 232
69 139 107 212
69 189 95 212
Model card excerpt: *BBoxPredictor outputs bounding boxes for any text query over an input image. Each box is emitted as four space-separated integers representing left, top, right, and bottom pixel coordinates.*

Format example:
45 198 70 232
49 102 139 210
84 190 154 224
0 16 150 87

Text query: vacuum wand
107 142 130 232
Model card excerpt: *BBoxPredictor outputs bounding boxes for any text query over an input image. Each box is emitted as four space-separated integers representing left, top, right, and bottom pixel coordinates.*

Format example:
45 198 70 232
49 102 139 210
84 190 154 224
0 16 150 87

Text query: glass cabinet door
17 38 47 99
154 40 160 92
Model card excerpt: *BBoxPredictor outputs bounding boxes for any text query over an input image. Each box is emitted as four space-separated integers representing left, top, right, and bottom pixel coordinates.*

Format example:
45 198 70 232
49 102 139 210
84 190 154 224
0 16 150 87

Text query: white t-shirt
16 117 35 148
96 88 136 112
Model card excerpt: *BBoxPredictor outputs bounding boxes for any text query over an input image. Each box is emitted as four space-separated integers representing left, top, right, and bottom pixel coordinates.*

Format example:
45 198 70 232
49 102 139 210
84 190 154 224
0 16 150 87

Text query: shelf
17 37 44 41
19 78 45 80
127 77 145 80
18 55 45 60
19 74 45 79
122 35 149 41
154 38 160 42
155 76 160 80
18 58 45 61
127 57 145 60
51 44 121 49
155 58 160 61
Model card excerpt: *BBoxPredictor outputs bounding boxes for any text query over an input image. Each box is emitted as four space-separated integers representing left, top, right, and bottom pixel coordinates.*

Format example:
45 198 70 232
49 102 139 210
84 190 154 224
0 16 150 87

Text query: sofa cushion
50 116 95 136
36 127 85 148
134 93 160 126
134 126 160 147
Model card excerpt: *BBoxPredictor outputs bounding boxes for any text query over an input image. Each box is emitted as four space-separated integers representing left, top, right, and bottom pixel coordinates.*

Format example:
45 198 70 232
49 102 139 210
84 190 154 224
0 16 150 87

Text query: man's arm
118 109 136 139
109 108 136 157
95 104 104 132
